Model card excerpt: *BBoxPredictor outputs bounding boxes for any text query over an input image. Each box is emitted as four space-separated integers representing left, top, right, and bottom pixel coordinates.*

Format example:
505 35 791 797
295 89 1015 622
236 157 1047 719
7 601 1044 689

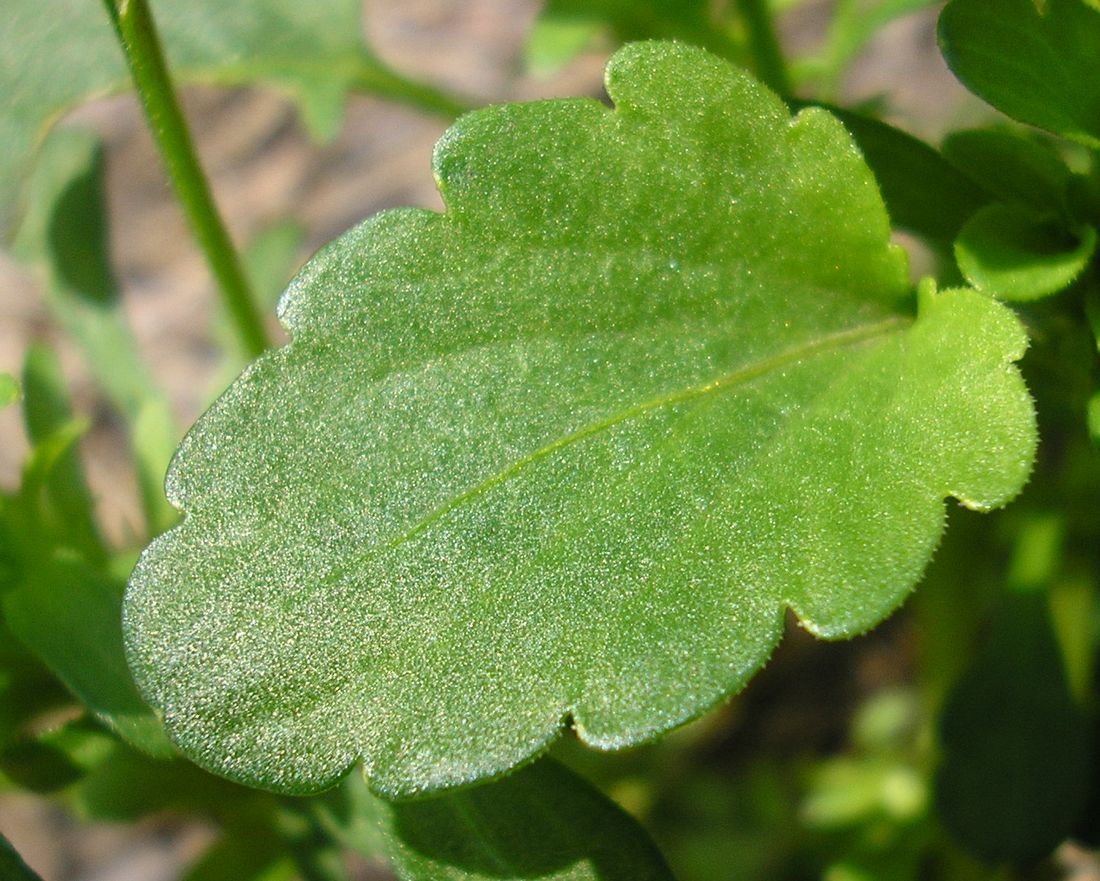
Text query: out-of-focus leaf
935 593 1092 862
71 741 256 821
1048 575 1095 703
941 129 1073 215
0 719 115 794
0 374 19 409
656 763 803 881
798 103 990 245
1080 286 1100 443
1070 167 1100 231
793 0 938 96
18 345 102 562
125 42 1035 799
0 622 69 748
955 203 1096 301
311 775 389 864
525 12 604 76
181 826 296 881
274 800 350 881
802 760 926 828
2 346 168 755
13 129 177 535
242 220 307 316
938 0 1100 148
1004 512 1064 593
1088 285 1100 346
1 0 465 236
0 834 45 881
15 131 152 412
0 350 176 762
2 552 172 757
131 399 180 537
530 0 740 66
0 737 85 793
347 759 675 881
801 687 929 881
850 688 921 753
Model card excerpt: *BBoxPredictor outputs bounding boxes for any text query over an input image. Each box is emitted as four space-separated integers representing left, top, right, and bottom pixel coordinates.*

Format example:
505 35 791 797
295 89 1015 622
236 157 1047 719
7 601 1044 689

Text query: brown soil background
0 2 981 878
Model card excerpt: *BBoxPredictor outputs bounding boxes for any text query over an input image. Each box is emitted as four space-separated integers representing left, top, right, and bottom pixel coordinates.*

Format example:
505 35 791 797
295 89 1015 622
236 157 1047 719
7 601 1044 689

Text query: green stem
351 55 473 120
735 0 791 95
101 0 269 358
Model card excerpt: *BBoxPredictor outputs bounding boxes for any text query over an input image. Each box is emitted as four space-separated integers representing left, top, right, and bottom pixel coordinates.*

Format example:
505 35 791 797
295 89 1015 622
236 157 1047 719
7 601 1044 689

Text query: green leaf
3 553 173 757
941 128 1073 215
935 593 1092 861
274 799 350 881
0 719 115 794
13 129 178 535
798 104 990 245
65 732 259 821
0 737 85 793
0 0 463 236
1070 165 1100 231
792 0 938 96
938 0 1100 148
0 374 19 409
336 759 675 881
1088 285 1100 347
525 11 604 77
955 203 1097 301
801 758 925 828
15 131 155 409
18 345 103 563
13 133 115 307
0 621 69 748
125 42 1036 798
182 827 295 881
0 834 45 881
241 220 308 318
2 347 170 756
532 0 740 62
131 400 182 537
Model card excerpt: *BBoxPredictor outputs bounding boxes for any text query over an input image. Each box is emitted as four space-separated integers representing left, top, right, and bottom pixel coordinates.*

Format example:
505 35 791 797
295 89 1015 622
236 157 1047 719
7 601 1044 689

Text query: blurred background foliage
2 1 1100 879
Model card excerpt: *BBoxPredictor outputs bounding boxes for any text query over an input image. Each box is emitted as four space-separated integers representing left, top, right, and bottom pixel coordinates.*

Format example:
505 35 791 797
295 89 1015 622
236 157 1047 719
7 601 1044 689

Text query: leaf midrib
385 314 907 553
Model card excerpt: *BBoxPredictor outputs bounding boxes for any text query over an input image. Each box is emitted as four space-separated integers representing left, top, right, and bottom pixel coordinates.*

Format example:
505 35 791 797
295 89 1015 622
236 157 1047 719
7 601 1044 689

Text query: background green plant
2 1 1100 879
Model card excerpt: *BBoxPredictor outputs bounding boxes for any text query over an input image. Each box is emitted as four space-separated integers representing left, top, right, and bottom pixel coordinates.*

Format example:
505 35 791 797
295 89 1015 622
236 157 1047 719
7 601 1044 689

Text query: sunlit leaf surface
126 42 1036 797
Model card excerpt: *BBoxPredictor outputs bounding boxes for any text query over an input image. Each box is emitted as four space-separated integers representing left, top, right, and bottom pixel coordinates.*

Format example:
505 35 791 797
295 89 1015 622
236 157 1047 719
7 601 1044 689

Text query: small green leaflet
938 0 1100 148
955 204 1097 301
940 127 1098 301
941 129 1073 215
125 42 1036 798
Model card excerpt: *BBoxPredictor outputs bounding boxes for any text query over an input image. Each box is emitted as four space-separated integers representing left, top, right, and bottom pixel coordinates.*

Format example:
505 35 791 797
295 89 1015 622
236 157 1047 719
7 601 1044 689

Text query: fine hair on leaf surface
123 40 1037 799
